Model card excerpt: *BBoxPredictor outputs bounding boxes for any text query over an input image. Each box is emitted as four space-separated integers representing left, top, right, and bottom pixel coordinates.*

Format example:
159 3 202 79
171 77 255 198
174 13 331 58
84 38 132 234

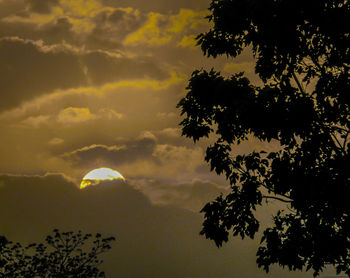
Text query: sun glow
80 167 125 189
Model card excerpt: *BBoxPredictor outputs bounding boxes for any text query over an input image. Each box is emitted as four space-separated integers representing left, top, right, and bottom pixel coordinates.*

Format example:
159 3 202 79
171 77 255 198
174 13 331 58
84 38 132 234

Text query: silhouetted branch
262 195 292 203
292 71 306 95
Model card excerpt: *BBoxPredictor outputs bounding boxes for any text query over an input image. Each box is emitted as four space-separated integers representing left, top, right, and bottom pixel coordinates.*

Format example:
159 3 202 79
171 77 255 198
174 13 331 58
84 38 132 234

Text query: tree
177 0 350 276
0 229 115 277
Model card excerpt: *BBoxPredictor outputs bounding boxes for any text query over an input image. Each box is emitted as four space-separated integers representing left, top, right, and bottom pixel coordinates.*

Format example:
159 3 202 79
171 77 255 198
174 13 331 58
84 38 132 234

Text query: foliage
0 229 115 278
177 0 350 276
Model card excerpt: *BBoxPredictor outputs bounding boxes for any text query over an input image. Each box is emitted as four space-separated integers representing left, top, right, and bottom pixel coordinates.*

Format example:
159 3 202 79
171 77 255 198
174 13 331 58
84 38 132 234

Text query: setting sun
80 167 125 189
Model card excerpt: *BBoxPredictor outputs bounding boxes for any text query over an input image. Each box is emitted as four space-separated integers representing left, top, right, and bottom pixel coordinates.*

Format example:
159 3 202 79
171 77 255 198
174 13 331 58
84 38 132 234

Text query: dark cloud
0 1 26 19
0 173 311 278
26 0 59 14
41 17 75 43
0 37 169 112
101 0 209 13
0 173 314 278
0 4 145 49
62 136 157 168
0 37 87 111
0 173 79 236
107 9 127 23
82 51 169 85
0 174 231 277
142 180 228 212
0 20 44 43
0 17 77 47
85 8 145 50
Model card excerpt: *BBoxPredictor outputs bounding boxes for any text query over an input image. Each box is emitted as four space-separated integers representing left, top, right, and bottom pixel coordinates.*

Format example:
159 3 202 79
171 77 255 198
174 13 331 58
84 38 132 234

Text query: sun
80 167 125 189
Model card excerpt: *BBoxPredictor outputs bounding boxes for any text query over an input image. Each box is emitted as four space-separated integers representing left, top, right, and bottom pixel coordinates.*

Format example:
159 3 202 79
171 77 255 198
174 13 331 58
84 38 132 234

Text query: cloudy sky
0 1 332 277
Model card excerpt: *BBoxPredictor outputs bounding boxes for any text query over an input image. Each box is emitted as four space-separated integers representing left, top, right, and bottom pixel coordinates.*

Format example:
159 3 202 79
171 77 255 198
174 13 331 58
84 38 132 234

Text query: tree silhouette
177 0 350 276
0 229 115 277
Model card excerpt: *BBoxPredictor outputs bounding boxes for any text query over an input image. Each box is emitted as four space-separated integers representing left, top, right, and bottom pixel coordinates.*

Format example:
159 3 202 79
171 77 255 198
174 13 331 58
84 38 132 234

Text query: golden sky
0 1 324 277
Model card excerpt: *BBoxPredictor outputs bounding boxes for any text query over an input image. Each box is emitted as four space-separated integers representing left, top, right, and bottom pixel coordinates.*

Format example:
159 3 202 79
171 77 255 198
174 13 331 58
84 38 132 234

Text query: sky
0 1 334 277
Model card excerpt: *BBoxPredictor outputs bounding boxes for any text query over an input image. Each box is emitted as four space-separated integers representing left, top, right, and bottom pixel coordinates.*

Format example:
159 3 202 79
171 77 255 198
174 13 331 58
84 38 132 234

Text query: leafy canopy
177 0 350 276
0 229 115 277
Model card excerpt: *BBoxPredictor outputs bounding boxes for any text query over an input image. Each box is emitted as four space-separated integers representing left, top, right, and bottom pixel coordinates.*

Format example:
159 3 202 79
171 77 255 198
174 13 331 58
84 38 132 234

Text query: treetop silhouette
177 0 350 276
0 229 115 277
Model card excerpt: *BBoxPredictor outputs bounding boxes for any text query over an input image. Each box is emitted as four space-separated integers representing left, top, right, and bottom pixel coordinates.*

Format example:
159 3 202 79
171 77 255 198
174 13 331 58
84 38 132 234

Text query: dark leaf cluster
177 0 350 276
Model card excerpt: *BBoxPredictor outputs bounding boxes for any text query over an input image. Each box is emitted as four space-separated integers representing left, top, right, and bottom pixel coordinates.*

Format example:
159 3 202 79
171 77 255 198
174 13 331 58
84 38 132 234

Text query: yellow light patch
124 12 171 46
124 9 208 47
168 9 206 33
60 0 102 17
80 167 125 189
57 107 97 124
177 34 198 49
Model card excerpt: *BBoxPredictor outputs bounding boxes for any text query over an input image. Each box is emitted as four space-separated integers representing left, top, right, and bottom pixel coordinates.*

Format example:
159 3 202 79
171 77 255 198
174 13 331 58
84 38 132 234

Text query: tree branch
292 71 306 95
262 195 292 203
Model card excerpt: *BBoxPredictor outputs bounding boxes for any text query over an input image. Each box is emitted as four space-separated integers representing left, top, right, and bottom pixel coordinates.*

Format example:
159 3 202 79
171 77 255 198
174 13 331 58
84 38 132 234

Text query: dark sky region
0 1 335 277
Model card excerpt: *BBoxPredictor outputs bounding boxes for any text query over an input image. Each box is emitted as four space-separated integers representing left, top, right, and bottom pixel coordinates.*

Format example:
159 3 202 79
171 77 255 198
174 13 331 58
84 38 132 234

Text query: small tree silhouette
0 229 115 277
